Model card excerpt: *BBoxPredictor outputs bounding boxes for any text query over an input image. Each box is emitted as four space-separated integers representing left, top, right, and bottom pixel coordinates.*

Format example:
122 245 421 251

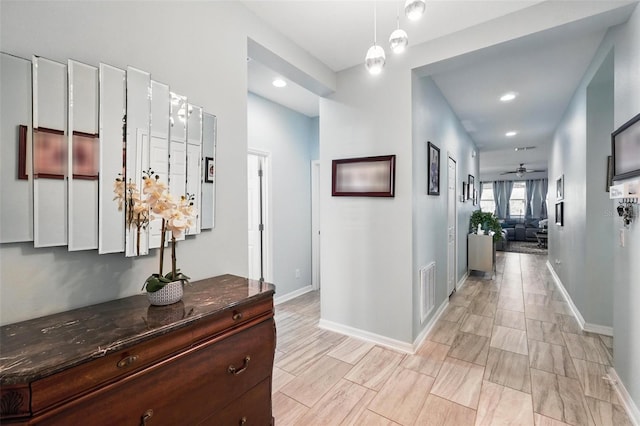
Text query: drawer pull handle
239 416 247 425
228 356 251 375
232 311 243 321
140 409 153 425
117 355 139 368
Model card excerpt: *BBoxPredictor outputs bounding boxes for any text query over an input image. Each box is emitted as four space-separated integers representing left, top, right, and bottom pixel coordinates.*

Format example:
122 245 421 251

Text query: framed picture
556 175 564 200
462 181 467 202
555 202 564 226
606 155 613 192
71 131 99 180
467 175 475 200
427 141 440 195
204 157 215 183
18 125 28 179
473 189 477 206
611 112 640 181
332 155 396 197
33 127 66 179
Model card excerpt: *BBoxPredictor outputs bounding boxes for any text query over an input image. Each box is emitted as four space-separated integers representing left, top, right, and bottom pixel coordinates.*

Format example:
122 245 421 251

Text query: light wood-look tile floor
272 252 631 426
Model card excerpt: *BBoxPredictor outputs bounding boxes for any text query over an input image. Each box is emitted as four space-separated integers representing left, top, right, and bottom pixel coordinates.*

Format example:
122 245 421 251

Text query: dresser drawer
199 378 272 425
191 297 273 344
31 325 193 414
33 319 275 426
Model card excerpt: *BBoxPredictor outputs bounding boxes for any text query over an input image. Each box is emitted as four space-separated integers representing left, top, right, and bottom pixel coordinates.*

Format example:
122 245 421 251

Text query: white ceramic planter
147 280 183 306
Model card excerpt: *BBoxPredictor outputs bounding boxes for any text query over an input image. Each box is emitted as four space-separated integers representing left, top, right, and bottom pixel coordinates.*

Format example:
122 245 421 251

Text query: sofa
499 218 547 242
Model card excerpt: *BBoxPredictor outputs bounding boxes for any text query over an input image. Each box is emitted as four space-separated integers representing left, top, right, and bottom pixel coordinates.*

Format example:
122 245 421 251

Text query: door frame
447 154 457 296
311 160 320 290
247 149 273 283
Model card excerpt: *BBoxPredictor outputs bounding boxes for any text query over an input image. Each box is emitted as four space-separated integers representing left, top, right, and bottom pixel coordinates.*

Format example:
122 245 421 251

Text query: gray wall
0 0 332 325
549 3 640 408
411 75 479 339
247 92 316 298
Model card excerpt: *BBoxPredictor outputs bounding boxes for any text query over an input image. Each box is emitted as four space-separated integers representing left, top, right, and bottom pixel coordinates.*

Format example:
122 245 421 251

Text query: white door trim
447 154 457 296
247 149 273 283
311 160 320 290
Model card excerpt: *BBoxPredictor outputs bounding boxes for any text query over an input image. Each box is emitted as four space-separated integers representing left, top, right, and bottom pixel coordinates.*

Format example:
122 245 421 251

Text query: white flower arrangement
114 170 197 292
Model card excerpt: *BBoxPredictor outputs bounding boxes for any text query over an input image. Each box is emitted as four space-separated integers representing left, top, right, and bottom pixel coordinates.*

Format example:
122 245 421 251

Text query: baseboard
457 272 469 291
608 368 640 426
318 319 415 354
412 297 449 352
546 261 614 337
274 284 314 305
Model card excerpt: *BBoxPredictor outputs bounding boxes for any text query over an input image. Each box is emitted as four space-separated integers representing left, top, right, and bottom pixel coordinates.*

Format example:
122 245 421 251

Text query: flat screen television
612 113 640 181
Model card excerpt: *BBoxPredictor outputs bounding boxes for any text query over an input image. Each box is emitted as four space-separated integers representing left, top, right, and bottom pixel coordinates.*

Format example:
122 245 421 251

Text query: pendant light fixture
389 2 409 54
365 1 386 75
404 0 426 21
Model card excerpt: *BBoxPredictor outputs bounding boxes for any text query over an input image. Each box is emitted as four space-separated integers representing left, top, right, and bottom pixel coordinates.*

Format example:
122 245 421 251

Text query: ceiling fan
500 163 546 177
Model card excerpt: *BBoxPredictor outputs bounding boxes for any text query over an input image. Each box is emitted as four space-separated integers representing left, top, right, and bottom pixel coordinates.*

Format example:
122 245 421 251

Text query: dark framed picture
462 181 467 202
611 112 640 181
606 156 613 192
556 175 564 200
18 125 28 179
427 141 440 195
204 157 214 183
71 131 99 180
473 189 477 206
332 155 395 197
33 127 66 179
467 175 475 200
555 202 564 226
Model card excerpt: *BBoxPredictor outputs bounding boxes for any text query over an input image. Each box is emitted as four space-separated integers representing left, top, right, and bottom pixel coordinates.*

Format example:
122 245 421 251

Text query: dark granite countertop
0 274 275 385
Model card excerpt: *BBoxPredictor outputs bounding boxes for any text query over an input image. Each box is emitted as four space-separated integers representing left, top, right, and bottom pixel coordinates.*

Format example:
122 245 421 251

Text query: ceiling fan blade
527 169 546 173
500 171 517 175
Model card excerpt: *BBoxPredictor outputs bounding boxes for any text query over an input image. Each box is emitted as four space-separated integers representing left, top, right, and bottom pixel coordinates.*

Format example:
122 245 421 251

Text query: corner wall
247 93 316 298
549 3 640 411
411 75 479 339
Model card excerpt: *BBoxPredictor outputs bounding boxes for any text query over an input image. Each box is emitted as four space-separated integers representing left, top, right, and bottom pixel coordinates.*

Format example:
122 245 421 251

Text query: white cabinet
468 233 494 273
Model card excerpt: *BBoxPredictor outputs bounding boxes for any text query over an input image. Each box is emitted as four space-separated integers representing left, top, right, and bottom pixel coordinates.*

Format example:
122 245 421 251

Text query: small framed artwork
18 125 28 179
71 131 99 180
473 189 477 206
555 202 564 226
204 157 215 183
556 174 564 200
468 174 475 200
462 182 467 202
33 127 66 179
332 155 395 197
606 156 613 192
427 141 440 195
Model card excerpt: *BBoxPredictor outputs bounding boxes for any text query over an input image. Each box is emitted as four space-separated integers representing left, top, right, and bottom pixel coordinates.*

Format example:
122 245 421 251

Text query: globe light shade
389 28 409 54
365 44 386 75
405 0 426 21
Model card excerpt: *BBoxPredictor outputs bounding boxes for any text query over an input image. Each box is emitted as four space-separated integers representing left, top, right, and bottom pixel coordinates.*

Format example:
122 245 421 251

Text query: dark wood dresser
0 275 276 425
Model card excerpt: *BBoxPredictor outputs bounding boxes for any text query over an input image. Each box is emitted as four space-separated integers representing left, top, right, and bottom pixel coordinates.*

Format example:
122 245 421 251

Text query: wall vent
420 262 436 324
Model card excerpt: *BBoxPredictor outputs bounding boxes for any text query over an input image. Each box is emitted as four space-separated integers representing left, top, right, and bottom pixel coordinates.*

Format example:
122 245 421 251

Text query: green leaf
143 274 172 293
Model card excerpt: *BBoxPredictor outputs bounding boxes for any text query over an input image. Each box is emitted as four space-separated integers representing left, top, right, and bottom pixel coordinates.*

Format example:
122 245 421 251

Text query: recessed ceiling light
500 92 518 102
505 131 518 137
272 78 287 88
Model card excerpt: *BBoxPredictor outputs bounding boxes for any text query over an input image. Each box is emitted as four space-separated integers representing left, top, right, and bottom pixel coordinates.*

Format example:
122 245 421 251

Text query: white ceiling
244 1 637 176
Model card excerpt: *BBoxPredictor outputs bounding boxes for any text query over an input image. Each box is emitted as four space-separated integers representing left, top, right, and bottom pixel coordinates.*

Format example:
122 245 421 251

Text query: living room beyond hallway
272 252 629 425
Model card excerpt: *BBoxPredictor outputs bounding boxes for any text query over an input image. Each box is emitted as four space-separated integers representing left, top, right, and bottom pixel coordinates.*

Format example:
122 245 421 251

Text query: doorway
447 156 457 296
247 150 271 282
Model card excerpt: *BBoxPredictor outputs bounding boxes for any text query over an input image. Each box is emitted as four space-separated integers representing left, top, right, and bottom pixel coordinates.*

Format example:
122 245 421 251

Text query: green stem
159 219 166 276
171 236 177 280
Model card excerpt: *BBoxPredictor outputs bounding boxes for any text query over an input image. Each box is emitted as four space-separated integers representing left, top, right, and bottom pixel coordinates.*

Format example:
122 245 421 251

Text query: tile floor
272 252 631 426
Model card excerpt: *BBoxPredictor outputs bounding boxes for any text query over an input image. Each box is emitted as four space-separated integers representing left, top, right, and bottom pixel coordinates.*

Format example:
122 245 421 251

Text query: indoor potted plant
469 210 504 243
114 170 197 305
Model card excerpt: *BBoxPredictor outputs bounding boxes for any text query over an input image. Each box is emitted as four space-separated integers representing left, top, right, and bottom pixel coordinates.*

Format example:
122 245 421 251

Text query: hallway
272 252 631 425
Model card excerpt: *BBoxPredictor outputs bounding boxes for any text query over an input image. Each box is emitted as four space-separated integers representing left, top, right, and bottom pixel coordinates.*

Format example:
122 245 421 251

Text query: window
509 181 526 218
480 182 495 213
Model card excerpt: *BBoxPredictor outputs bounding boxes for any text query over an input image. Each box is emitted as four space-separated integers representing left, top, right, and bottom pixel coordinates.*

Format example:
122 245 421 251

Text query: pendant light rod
374 1 377 45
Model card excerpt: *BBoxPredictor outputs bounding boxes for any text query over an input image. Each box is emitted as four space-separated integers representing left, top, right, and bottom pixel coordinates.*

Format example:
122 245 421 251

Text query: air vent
514 146 536 152
420 262 436 323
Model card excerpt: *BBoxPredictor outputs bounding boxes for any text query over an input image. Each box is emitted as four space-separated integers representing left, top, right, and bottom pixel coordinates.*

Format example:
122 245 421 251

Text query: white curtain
525 179 549 219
